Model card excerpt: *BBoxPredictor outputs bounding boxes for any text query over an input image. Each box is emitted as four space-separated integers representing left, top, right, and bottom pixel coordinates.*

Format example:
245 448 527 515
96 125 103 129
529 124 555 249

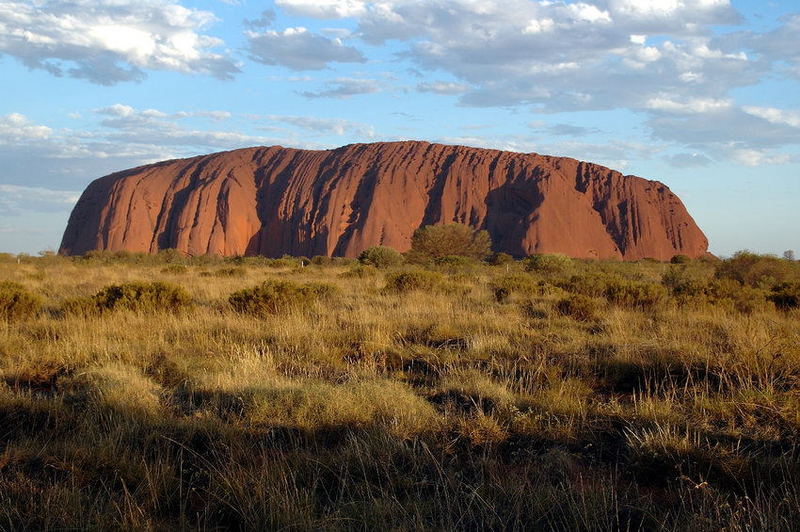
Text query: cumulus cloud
299 77 381 98
247 26 365 70
0 0 239 85
266 0 800 162
719 14 800 79
275 0 367 19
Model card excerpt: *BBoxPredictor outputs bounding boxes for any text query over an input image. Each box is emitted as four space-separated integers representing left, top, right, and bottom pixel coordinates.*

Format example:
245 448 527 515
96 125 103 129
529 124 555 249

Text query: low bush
555 295 599 321
339 264 378 279
310 255 335 266
229 280 336 316
88 281 191 314
560 274 666 309
358 246 404 268
213 267 246 277
384 270 444 293
487 252 515 266
769 283 800 310
0 281 42 322
715 251 799 288
605 280 667 309
670 254 691 264
524 253 572 275
161 264 188 275
489 274 541 303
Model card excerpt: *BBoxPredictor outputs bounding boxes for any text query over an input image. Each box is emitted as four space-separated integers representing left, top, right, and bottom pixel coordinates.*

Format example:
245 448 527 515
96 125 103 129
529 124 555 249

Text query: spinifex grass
0 252 799 530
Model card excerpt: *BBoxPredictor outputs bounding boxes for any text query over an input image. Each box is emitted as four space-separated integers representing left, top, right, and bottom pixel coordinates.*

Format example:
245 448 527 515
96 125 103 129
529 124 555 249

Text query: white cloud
742 106 800 129
646 96 732 114
664 152 712 167
276 0 367 19
299 77 381 98
264 115 374 137
0 113 52 141
247 26 365 70
730 149 791 167
0 184 80 215
0 0 238 85
416 81 470 95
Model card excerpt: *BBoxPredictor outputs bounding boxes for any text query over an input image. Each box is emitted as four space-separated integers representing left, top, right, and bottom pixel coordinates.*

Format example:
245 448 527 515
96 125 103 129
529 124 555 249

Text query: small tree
784 250 796 261
409 223 492 261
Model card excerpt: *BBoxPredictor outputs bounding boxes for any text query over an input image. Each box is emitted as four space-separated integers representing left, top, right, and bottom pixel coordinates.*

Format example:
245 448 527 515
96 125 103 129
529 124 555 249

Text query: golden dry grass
0 252 799 530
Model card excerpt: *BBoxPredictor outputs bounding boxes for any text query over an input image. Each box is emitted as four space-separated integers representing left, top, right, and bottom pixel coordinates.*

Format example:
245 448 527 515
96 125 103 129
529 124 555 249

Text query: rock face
60 141 708 260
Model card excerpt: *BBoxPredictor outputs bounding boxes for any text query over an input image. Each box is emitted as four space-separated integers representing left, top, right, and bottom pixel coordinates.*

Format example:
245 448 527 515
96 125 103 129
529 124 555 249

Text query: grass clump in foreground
0 281 41 322
229 280 337 316
63 281 191 316
0 250 800 529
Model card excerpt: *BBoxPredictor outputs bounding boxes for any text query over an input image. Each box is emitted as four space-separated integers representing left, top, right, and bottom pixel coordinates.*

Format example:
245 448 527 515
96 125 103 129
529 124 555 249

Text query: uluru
59 141 708 260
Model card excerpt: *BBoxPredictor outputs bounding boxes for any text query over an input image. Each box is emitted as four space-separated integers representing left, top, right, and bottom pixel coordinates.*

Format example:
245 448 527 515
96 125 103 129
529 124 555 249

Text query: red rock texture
59 141 708 260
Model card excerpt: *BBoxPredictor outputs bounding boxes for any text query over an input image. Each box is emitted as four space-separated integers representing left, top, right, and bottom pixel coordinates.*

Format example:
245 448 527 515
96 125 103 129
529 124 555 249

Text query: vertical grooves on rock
60 141 709 260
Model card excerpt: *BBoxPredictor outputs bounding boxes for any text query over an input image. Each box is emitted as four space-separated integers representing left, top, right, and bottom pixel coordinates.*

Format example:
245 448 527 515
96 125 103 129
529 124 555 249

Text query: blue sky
0 0 798 257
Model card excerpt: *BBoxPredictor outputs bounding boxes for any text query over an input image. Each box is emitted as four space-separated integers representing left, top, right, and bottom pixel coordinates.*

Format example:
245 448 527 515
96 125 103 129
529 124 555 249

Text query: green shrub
409 223 492 261
555 295 599 321
670 254 691 264
213 267 246 277
340 264 378 279
384 270 444 293
161 264 188 275
489 274 540 303
487 252 515 266
769 283 800 310
358 246 403 268
310 255 335 266
0 281 42 322
558 273 613 298
434 255 476 267
61 296 101 318
92 281 192 313
229 280 335 316
524 254 572 275
604 280 667 309
715 251 799 288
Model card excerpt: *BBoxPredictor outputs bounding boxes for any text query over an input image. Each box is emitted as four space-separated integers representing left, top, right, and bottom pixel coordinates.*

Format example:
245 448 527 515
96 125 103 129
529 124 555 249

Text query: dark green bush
670 254 691 264
0 281 42 322
409 224 492 261
161 264 188 275
555 295 599 322
92 282 192 313
358 246 403 268
524 254 572 275
214 267 246 277
489 274 540 303
229 280 336 316
340 264 378 279
434 255 476 267
769 283 800 310
310 255 335 266
559 274 666 309
604 280 667 309
384 270 444 293
61 296 101 318
715 251 799 288
487 252 515 266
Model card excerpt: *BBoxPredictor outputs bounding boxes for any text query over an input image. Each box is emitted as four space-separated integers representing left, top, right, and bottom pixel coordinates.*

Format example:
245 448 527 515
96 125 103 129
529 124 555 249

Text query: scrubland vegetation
1 243 800 530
